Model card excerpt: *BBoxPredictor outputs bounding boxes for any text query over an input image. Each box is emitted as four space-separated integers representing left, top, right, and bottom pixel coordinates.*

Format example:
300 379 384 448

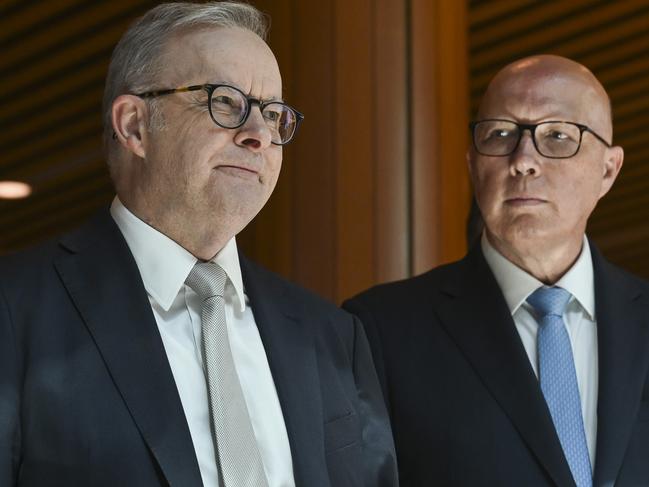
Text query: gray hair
102 1 268 158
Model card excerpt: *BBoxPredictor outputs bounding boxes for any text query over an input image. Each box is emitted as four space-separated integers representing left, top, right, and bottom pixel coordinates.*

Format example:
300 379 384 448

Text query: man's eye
549 131 568 140
487 129 511 139
545 130 574 142
264 110 281 122
213 95 236 107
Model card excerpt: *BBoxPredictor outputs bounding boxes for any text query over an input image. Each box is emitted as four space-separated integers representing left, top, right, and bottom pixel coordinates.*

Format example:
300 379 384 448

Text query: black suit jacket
0 210 397 487
344 243 649 487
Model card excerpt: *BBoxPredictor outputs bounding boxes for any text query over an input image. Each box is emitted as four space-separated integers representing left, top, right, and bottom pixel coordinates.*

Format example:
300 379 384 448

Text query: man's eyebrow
266 88 288 103
197 81 286 103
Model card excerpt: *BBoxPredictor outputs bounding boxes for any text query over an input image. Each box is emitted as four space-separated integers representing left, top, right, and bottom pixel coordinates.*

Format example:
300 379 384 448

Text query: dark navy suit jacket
0 210 398 487
344 243 649 487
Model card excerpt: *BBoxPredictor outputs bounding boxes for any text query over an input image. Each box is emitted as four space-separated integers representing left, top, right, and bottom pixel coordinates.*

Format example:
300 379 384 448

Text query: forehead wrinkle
252 75 284 103
235 50 282 99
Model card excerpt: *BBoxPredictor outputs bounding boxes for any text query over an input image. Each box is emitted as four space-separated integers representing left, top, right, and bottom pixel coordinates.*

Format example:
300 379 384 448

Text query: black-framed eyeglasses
469 119 612 159
135 83 304 145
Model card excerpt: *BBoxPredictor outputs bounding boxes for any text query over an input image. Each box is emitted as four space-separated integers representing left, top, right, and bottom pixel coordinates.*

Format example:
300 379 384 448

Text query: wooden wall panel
253 0 471 301
289 1 337 297
437 1 471 264
411 0 471 274
334 0 375 300
241 0 415 302
374 0 409 284
411 0 440 274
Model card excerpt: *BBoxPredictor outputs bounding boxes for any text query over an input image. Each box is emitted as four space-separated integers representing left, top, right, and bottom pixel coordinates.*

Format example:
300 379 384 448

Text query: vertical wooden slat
437 0 471 263
410 0 440 274
334 0 374 301
374 0 409 284
410 0 470 274
290 0 336 297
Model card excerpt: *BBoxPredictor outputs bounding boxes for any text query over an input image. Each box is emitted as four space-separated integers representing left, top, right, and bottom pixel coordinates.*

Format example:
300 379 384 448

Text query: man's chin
488 221 552 250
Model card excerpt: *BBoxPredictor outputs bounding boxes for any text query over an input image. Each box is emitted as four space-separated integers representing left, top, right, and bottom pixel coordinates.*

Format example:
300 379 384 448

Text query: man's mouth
216 164 260 179
505 196 547 206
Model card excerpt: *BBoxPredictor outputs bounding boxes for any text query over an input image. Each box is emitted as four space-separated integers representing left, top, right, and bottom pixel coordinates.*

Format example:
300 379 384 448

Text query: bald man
344 55 649 487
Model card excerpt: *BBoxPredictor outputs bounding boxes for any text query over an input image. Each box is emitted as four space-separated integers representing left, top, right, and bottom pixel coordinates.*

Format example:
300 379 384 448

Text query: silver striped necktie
185 262 269 487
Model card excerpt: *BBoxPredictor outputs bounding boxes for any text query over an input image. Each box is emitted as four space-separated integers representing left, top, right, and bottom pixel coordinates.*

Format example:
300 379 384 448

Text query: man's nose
234 106 273 150
509 130 540 177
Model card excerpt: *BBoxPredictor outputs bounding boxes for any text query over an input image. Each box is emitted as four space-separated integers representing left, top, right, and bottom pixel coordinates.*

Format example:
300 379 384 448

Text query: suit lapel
240 257 328 487
434 246 576 487
591 246 649 486
54 211 203 487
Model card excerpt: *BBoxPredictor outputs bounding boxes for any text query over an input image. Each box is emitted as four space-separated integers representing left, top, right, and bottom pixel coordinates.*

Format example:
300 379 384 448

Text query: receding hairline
156 23 276 82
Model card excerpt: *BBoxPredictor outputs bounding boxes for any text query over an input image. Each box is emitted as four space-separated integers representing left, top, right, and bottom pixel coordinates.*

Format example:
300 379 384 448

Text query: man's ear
111 95 149 158
599 145 624 199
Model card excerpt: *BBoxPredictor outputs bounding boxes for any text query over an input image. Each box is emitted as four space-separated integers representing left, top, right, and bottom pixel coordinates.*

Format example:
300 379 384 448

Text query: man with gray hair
0 2 397 486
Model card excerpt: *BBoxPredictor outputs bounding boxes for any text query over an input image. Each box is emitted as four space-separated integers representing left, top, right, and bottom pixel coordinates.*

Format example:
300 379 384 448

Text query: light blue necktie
527 286 592 487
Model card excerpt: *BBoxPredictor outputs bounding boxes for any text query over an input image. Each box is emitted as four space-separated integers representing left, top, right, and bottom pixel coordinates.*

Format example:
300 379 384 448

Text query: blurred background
1 0 648 303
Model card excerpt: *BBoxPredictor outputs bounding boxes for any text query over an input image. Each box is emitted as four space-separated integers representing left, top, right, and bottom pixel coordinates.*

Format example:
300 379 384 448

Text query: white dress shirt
110 197 295 487
481 233 598 468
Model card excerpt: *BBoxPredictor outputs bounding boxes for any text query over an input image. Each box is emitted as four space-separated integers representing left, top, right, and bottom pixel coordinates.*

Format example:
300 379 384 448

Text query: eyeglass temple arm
135 85 205 99
584 127 612 147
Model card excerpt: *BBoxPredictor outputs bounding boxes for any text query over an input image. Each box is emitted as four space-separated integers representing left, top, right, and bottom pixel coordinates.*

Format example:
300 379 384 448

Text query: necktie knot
185 262 227 300
527 286 571 319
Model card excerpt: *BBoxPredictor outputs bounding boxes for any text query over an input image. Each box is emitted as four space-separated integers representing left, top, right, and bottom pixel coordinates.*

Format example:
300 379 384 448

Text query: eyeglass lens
209 85 298 144
473 120 582 158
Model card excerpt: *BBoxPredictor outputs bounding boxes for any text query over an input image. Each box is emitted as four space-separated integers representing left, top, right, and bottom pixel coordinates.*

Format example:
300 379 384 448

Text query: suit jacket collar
109 197 246 313
437 242 649 486
56 210 335 486
55 209 203 486
436 244 577 487
481 233 596 319
591 244 649 486
239 256 329 487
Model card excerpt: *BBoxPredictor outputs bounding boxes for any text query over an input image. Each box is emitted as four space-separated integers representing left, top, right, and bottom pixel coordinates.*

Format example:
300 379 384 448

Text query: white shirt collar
109 196 246 313
481 233 595 320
